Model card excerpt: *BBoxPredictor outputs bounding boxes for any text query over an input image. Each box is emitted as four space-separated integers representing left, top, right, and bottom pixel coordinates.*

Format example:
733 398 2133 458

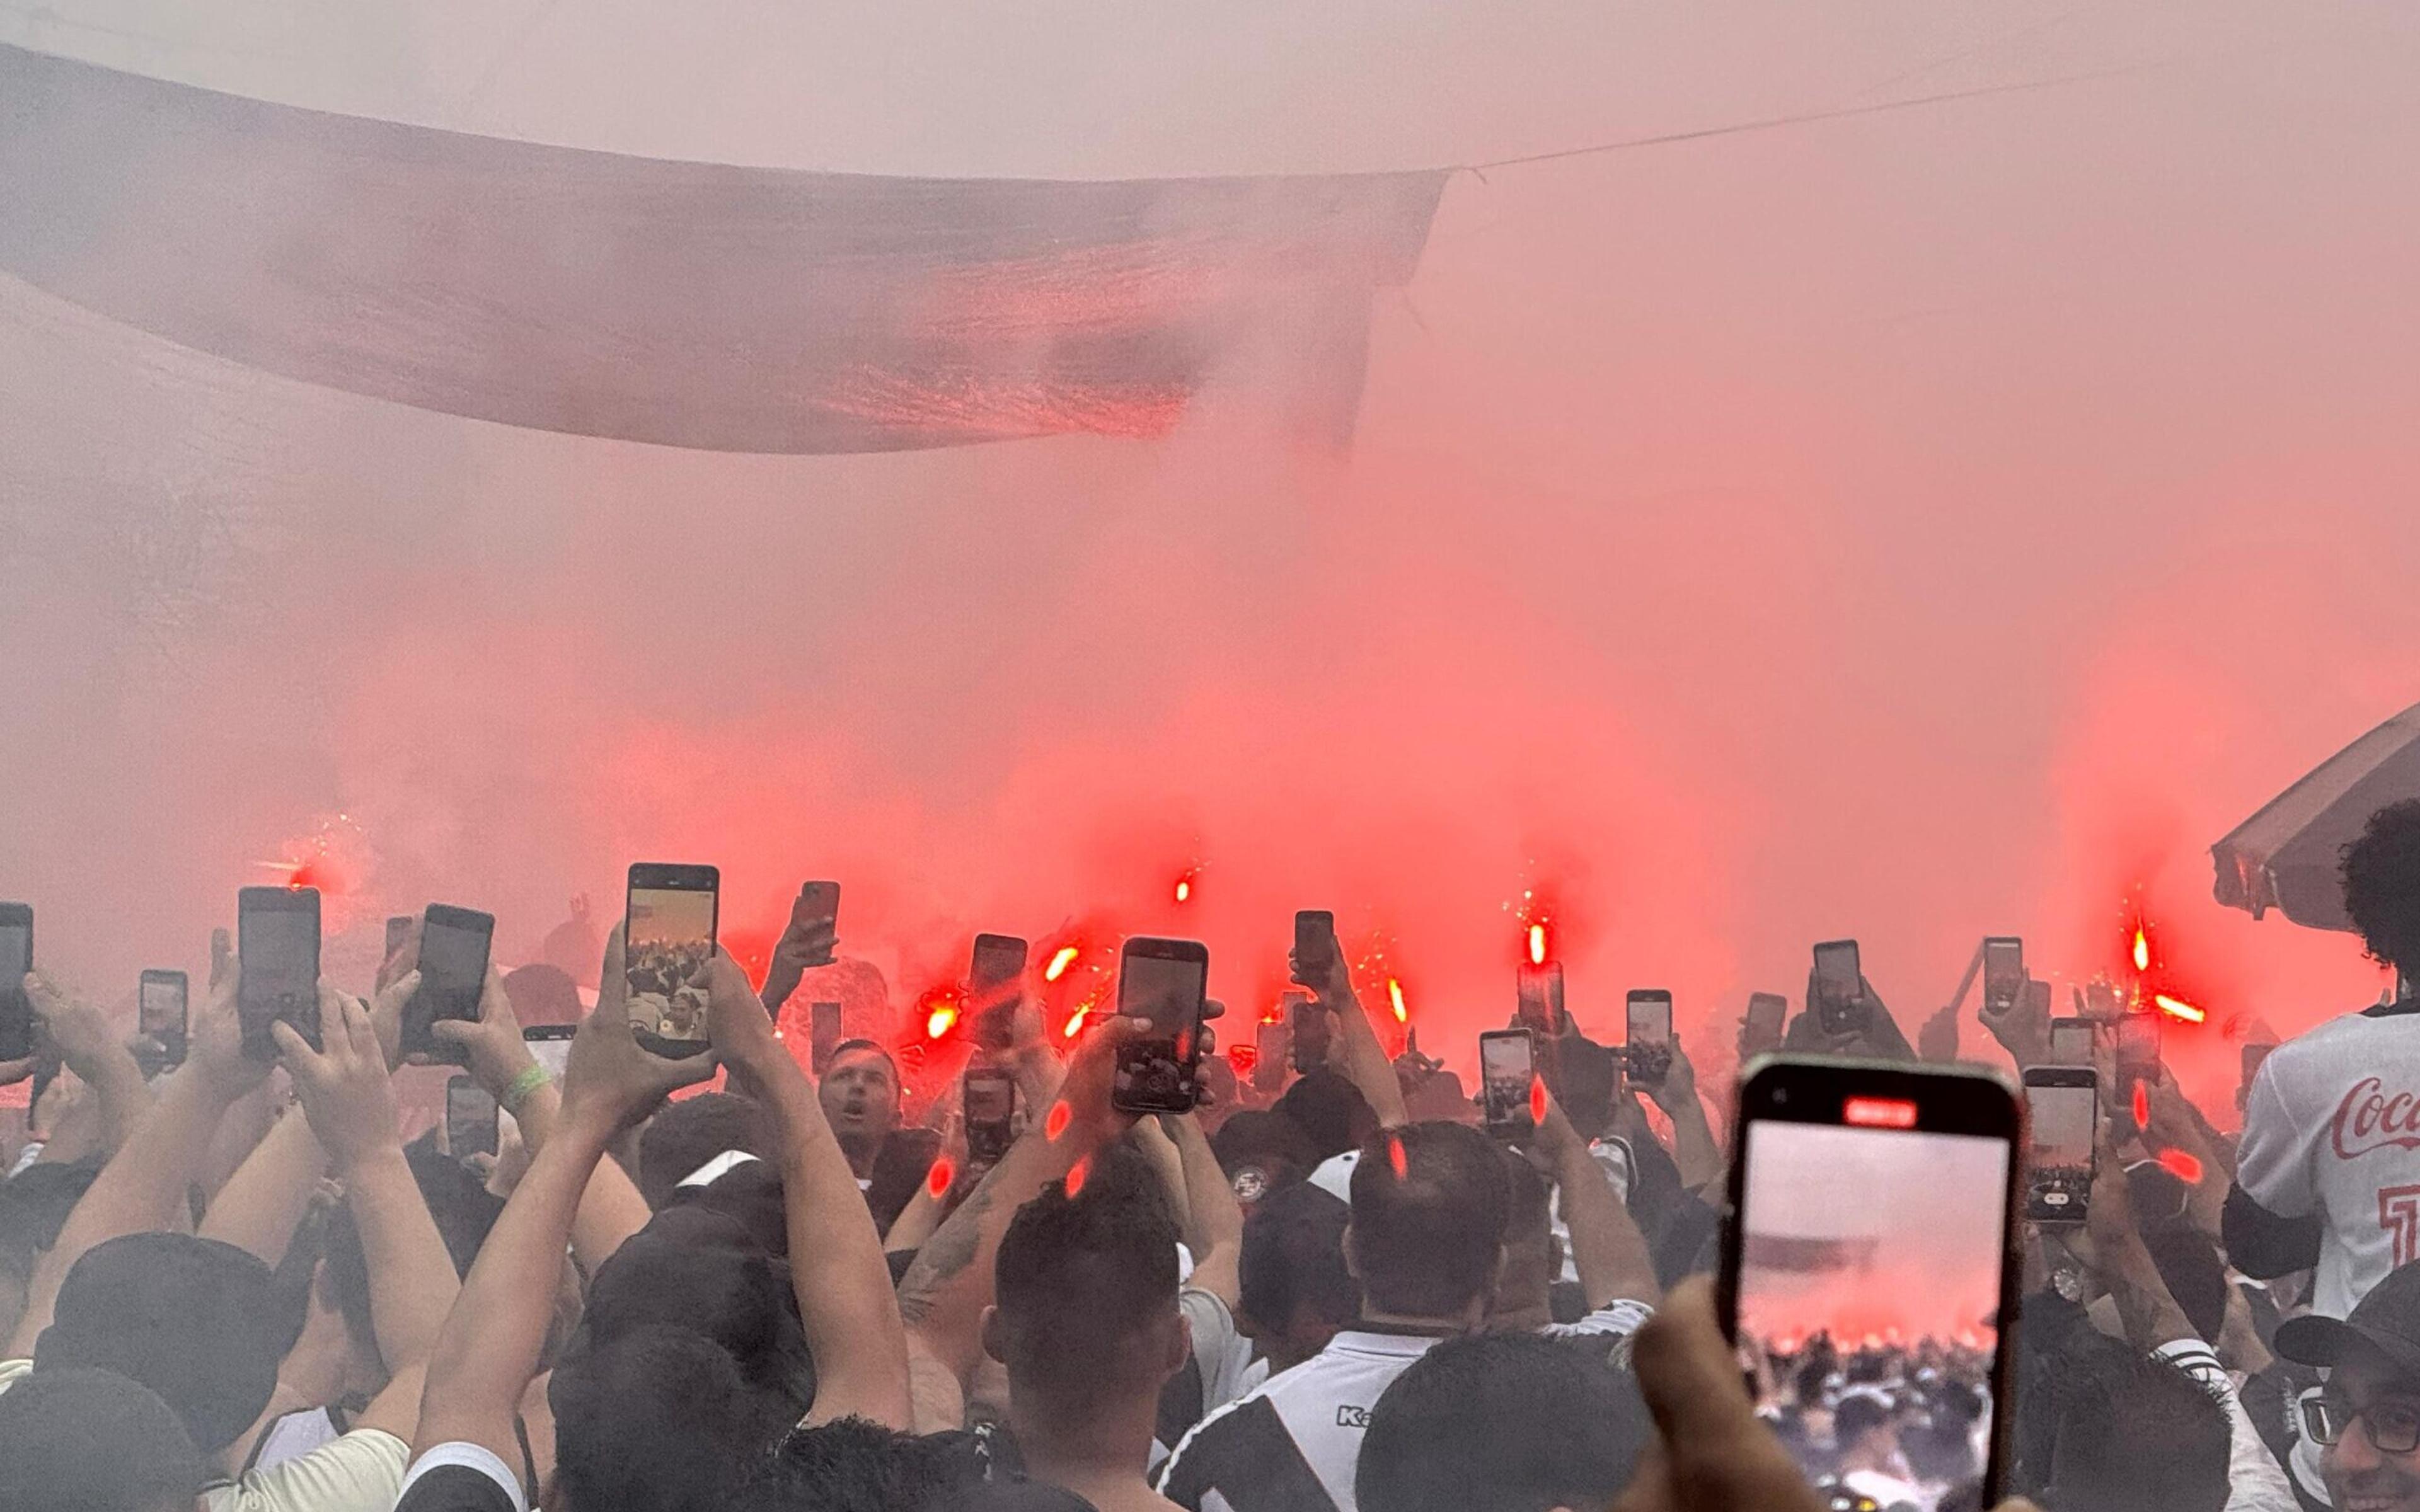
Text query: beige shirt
0 1357 408 1512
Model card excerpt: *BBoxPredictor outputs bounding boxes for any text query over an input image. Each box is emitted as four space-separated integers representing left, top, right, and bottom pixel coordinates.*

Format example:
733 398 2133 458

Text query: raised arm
24 973 153 1157
6 967 270 1358
1295 952 1409 1130
432 963 655 1273
1166 1110 1243 1310
1533 1095 1661 1309
275 992 461 1436
710 949 912 1429
1643 1038 1722 1194
894 1016 1146 1424
410 936 713 1464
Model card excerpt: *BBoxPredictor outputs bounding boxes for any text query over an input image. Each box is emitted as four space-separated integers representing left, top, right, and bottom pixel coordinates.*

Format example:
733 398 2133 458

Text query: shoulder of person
387 1443 527 1512
216 1428 410 1512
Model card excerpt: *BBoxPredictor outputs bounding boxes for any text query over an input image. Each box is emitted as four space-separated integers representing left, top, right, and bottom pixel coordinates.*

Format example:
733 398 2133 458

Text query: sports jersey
2232 1000 2420 1318
1155 1327 1440 1512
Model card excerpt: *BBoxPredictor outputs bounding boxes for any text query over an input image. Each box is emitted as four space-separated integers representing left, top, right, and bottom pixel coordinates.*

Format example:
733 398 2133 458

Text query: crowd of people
13 798 2420 1512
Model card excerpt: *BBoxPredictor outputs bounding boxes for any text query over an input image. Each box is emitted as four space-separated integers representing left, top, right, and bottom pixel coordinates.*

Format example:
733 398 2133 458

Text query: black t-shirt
866 1126 945 1234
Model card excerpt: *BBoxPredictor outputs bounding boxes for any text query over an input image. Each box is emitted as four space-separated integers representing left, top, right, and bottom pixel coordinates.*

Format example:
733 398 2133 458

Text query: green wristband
502 1063 553 1114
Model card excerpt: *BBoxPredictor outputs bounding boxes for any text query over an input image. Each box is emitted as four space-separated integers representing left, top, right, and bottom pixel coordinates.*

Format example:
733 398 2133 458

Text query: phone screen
1113 943 1208 1113
1253 1018 1291 1092
1294 911 1337 981
524 1033 572 1079
1744 994 1787 1054
1480 1031 1536 1131
1982 939 2024 1012
0 914 31 1062
411 910 492 1053
1627 994 1673 1085
626 873 717 1054
1736 1112 2010 1501
972 936 1026 990
385 915 414 958
446 1077 500 1159
139 973 188 1065
2048 1020 2095 1063
2025 1079 2097 1222
1814 941 1861 1000
239 891 321 1056
2118 1015 2160 1073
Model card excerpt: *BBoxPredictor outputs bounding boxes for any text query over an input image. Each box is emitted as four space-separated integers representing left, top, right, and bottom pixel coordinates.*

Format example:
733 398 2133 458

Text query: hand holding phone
0 903 34 1064
964 1066 1017 1166
1626 990 1674 1087
446 1074 501 1161
1741 993 1787 1059
786 882 841 966
625 864 719 1059
403 905 494 1064
1980 937 2025 1017
139 969 190 1072
1292 911 1339 994
238 886 322 1059
2024 1067 2097 1223
1810 940 1866 1037
1480 1029 1538 1138
969 933 1029 1051
1111 937 1210 1116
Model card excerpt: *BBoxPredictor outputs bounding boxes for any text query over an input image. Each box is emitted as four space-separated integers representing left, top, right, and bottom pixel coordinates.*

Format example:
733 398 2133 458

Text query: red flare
926 1157 956 1199
2132 927 2150 973
1388 978 1408 1023
1064 1155 1092 1198
2153 994 2205 1024
926 1004 959 1040
1528 924 1547 966
1061 1005 1090 1040
2156 1148 2204 1185
1386 1134 1409 1180
2133 1080 2151 1126
1045 1099 1073 1142
1530 1076 1549 1125
1045 946 1080 983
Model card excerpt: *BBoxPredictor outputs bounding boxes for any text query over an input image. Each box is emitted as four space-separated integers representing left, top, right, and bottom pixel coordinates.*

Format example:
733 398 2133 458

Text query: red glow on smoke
2156 1148 2204 1184
926 1157 956 1198
1045 1099 1073 1141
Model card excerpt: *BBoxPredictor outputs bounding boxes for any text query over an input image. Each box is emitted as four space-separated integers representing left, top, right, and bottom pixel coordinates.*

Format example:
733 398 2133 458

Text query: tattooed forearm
895 1177 997 1326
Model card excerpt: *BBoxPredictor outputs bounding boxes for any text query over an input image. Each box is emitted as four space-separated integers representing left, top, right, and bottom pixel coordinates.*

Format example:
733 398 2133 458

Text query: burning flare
1045 946 1080 982
1528 924 1547 966
1388 978 1408 1023
2153 994 2206 1024
926 1004 958 1040
2133 927 2151 973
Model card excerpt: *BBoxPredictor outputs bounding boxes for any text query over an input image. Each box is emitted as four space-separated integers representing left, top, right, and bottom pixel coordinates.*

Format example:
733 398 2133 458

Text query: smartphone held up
1111 937 1209 1116
238 886 321 1058
625 864 718 1058
1721 1057 2020 1508
0 903 33 1063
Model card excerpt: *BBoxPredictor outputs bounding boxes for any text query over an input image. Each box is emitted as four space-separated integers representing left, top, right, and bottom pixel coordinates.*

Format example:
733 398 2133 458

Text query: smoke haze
5 1 2419 1108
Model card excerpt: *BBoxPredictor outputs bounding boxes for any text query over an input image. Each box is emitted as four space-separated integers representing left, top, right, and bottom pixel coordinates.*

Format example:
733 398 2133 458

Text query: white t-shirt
2153 1339 2299 1512
2234 1006 2420 1317
0 1357 407 1512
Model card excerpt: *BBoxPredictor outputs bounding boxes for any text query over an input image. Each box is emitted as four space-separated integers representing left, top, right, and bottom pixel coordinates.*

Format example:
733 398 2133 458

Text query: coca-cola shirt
2235 1000 2420 1319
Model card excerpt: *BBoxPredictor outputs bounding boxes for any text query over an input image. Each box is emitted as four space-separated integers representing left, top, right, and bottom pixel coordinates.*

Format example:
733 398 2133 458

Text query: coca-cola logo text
2332 1078 2420 1159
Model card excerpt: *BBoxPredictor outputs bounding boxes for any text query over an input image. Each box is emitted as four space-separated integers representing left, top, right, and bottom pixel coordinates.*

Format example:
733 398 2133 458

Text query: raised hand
430 965 538 1098
21 973 118 1080
275 985 400 1175
562 924 717 1138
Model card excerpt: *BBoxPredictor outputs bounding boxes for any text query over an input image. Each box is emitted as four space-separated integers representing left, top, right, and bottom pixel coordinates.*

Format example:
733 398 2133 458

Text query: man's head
638 1091 776 1208
0 1366 207 1512
984 1141 1187 1424
34 1233 287 1457
1485 1152 1559 1326
2038 1334 2230 1512
502 961 585 1027
2278 1256 2420 1512
552 1323 794 1512
819 1040 903 1146
1830 1393 1899 1465
2345 799 2420 976
1239 1179 1360 1370
1275 1069 1381 1161
1356 1332 1649 1512
1345 1122 1512 1326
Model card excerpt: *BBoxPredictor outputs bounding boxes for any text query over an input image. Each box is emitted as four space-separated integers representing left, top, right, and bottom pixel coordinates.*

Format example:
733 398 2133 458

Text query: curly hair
2342 799 2420 975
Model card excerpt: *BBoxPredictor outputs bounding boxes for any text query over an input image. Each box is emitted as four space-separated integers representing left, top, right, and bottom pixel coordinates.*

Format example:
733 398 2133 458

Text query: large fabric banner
0 44 1445 453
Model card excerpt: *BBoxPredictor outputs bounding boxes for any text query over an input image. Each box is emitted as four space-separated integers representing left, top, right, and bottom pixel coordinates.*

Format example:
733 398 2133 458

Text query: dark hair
580 1205 812 1416
1555 1039 1620 1142
402 1129 505 1274
1240 1180 1359 1336
2344 799 2420 975
1833 1393 1894 1448
639 1092 777 1209
993 1142 1180 1400
552 1324 792 1512
829 1040 896 1074
1347 1123 1511 1319
1499 1150 1553 1248
2039 1334 2230 1512
1356 1332 1648 1512
0 1159 102 1273
0 1366 209 1512
1276 1070 1380 1161
1211 1110 1321 1196
739 1416 994 1512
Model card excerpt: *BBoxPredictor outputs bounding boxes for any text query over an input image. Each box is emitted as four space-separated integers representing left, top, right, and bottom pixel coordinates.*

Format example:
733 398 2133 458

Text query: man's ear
979 1303 1006 1365
1160 1308 1194 1379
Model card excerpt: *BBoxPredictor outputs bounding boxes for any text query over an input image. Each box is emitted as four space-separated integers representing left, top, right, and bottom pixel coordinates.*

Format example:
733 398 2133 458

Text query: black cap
34 1232 286 1453
0 1366 209 1511
2277 1258 2420 1379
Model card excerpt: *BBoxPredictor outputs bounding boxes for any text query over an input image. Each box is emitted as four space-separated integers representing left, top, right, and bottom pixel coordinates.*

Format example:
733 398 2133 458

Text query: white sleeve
2154 1342 2300 1512
2235 1056 2319 1218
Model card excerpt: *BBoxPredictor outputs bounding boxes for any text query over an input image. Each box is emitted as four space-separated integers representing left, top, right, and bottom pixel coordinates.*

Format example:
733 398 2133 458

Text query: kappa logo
2332 1077 2420 1159
1335 1404 1371 1429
